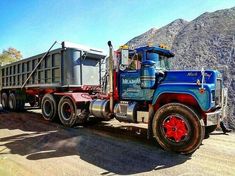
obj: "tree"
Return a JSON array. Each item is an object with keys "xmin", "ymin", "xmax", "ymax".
[{"xmin": 0, "ymin": 47, "xmax": 22, "ymax": 66}]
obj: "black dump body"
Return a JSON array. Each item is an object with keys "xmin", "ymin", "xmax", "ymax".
[{"xmin": 0, "ymin": 42, "xmax": 106, "ymax": 90}]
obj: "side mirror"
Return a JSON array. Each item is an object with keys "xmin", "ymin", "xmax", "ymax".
[{"xmin": 121, "ymin": 49, "xmax": 129, "ymax": 66}]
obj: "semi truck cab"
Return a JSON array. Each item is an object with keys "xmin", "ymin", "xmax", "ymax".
[
  {"xmin": 116, "ymin": 44, "xmax": 225, "ymax": 118},
  {"xmin": 98, "ymin": 43, "xmax": 227, "ymax": 153}
]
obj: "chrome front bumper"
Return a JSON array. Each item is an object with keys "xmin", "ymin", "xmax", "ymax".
[
  {"xmin": 206, "ymin": 110, "xmax": 221, "ymax": 126},
  {"xmin": 205, "ymin": 87, "xmax": 228, "ymax": 127}
]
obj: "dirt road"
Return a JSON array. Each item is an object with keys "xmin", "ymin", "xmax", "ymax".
[{"xmin": 0, "ymin": 107, "xmax": 235, "ymax": 176}]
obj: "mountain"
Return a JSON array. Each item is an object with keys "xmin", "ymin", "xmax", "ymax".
[
  {"xmin": 127, "ymin": 7, "xmax": 235, "ymax": 129},
  {"xmin": 127, "ymin": 19, "xmax": 189, "ymax": 49}
]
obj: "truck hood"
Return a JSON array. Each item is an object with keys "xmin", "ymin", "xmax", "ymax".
[{"xmin": 162, "ymin": 70, "xmax": 220, "ymax": 84}]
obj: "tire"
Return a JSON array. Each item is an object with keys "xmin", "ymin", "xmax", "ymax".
[
  {"xmin": 41, "ymin": 94, "xmax": 58, "ymax": 121},
  {"xmin": 58, "ymin": 97, "xmax": 78, "ymax": 127},
  {"xmin": 1, "ymin": 93, "xmax": 9, "ymax": 110},
  {"xmin": 9, "ymin": 93, "xmax": 17, "ymax": 111},
  {"xmin": 152, "ymin": 103, "xmax": 205, "ymax": 154}
]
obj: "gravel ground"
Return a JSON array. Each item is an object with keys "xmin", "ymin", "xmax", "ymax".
[{"xmin": 0, "ymin": 107, "xmax": 235, "ymax": 176}]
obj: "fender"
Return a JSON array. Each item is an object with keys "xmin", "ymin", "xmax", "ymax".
[
  {"xmin": 152, "ymin": 83, "xmax": 214, "ymax": 111},
  {"xmin": 54, "ymin": 92, "xmax": 92, "ymax": 103}
]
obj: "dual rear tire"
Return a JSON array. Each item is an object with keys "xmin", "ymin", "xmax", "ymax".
[
  {"xmin": 58, "ymin": 97, "xmax": 89, "ymax": 127},
  {"xmin": 9, "ymin": 93, "xmax": 25, "ymax": 111},
  {"xmin": 1, "ymin": 92, "xmax": 25, "ymax": 111},
  {"xmin": 41, "ymin": 94, "xmax": 89, "ymax": 127},
  {"xmin": 1, "ymin": 92, "xmax": 89, "ymax": 127}
]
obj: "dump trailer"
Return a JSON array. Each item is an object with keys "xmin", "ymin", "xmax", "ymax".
[
  {"xmin": 0, "ymin": 41, "xmax": 106, "ymax": 125},
  {"xmin": 0, "ymin": 41, "xmax": 227, "ymax": 154}
]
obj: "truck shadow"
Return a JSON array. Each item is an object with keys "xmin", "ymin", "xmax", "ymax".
[{"xmin": 0, "ymin": 111, "xmax": 191, "ymax": 175}]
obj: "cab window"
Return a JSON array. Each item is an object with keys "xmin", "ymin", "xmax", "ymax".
[{"xmin": 128, "ymin": 53, "xmax": 142, "ymax": 70}]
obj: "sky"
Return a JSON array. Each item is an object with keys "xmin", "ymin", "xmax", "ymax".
[{"xmin": 0, "ymin": 0, "xmax": 235, "ymax": 58}]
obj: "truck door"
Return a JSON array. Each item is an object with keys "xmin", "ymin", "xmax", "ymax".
[{"xmin": 119, "ymin": 53, "xmax": 154, "ymax": 101}]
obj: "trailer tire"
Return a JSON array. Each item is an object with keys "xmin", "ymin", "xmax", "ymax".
[
  {"xmin": 9, "ymin": 93, "xmax": 24, "ymax": 111},
  {"xmin": 41, "ymin": 94, "xmax": 58, "ymax": 121},
  {"xmin": 1, "ymin": 93, "xmax": 9, "ymax": 110},
  {"xmin": 152, "ymin": 103, "xmax": 205, "ymax": 154},
  {"xmin": 9, "ymin": 93, "xmax": 17, "ymax": 111},
  {"xmin": 58, "ymin": 97, "xmax": 77, "ymax": 127}
]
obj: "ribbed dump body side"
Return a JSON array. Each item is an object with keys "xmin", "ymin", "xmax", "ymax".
[
  {"xmin": 0, "ymin": 44, "xmax": 106, "ymax": 90},
  {"xmin": 0, "ymin": 48, "xmax": 63, "ymax": 89}
]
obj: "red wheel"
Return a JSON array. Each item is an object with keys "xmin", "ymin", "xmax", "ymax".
[
  {"xmin": 152, "ymin": 103, "xmax": 205, "ymax": 154},
  {"xmin": 162, "ymin": 115, "xmax": 190, "ymax": 143}
]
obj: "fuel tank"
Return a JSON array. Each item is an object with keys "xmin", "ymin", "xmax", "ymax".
[
  {"xmin": 114, "ymin": 101, "xmax": 138, "ymax": 122},
  {"xmin": 89, "ymin": 99, "xmax": 110, "ymax": 119}
]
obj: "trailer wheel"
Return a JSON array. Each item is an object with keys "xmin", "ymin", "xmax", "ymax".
[
  {"xmin": 9, "ymin": 93, "xmax": 17, "ymax": 111},
  {"xmin": 1, "ymin": 93, "xmax": 9, "ymax": 110},
  {"xmin": 9, "ymin": 93, "xmax": 24, "ymax": 111},
  {"xmin": 58, "ymin": 97, "xmax": 77, "ymax": 127},
  {"xmin": 152, "ymin": 103, "xmax": 205, "ymax": 154},
  {"xmin": 41, "ymin": 94, "xmax": 58, "ymax": 121}
]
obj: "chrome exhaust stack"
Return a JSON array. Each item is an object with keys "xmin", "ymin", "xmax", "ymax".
[{"xmin": 107, "ymin": 41, "xmax": 114, "ymax": 113}]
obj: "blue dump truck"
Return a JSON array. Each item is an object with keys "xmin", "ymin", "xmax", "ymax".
[{"xmin": 0, "ymin": 41, "xmax": 228, "ymax": 154}]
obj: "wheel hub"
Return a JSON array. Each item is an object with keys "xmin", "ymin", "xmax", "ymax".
[
  {"xmin": 62, "ymin": 102, "xmax": 73, "ymax": 120},
  {"xmin": 163, "ymin": 115, "xmax": 188, "ymax": 142}
]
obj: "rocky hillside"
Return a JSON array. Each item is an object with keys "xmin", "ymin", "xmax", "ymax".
[
  {"xmin": 127, "ymin": 7, "xmax": 235, "ymax": 129},
  {"xmin": 127, "ymin": 19, "xmax": 189, "ymax": 49}
]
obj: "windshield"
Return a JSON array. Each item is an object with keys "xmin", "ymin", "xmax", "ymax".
[
  {"xmin": 124, "ymin": 51, "xmax": 171, "ymax": 71},
  {"xmin": 158, "ymin": 55, "xmax": 170, "ymax": 70},
  {"xmin": 146, "ymin": 52, "xmax": 170, "ymax": 70}
]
